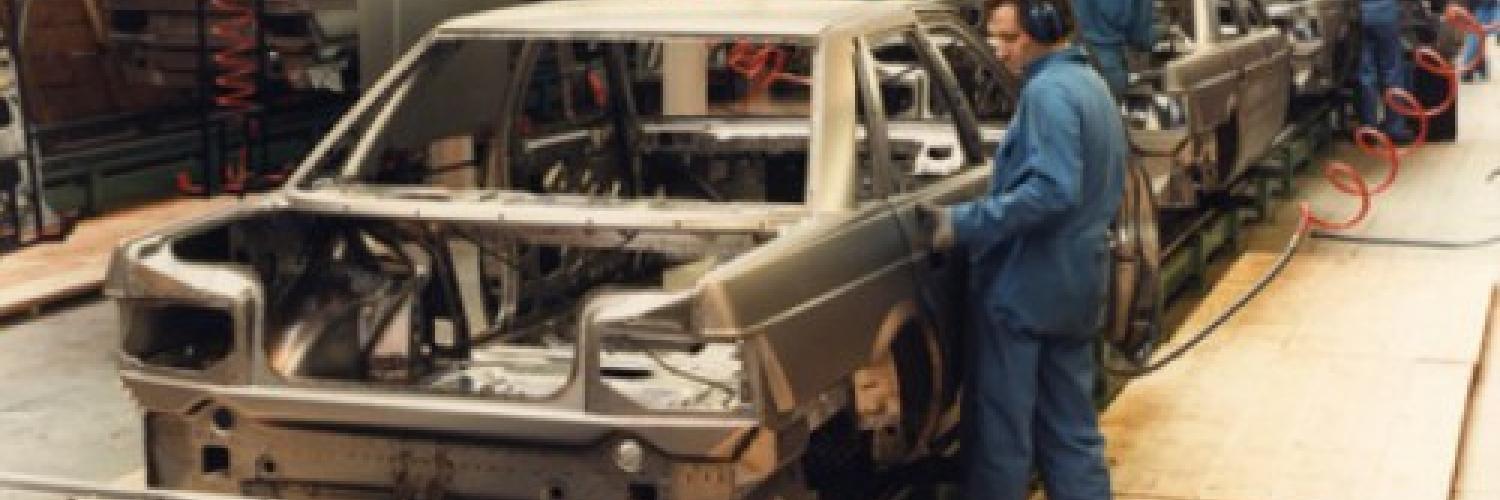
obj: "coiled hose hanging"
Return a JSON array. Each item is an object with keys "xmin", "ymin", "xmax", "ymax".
[
  {"xmin": 1107, "ymin": 9, "xmax": 1481, "ymax": 376},
  {"xmin": 178, "ymin": 0, "xmax": 261, "ymax": 194}
]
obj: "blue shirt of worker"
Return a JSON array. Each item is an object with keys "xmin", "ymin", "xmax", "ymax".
[
  {"xmin": 949, "ymin": 45, "xmax": 1125, "ymax": 500},
  {"xmin": 1072, "ymin": 0, "xmax": 1155, "ymax": 95},
  {"xmin": 950, "ymin": 46, "xmax": 1126, "ymax": 339}
]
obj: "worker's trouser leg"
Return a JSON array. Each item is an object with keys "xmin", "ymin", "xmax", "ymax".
[
  {"xmin": 1356, "ymin": 20, "xmax": 1413, "ymax": 139},
  {"xmin": 964, "ymin": 312, "xmax": 1112, "ymax": 500}
]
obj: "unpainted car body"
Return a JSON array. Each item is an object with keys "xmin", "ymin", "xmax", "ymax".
[
  {"xmin": 110, "ymin": 2, "xmax": 978, "ymax": 498},
  {"xmin": 108, "ymin": 2, "xmax": 1160, "ymax": 499},
  {"xmin": 1266, "ymin": 0, "xmax": 1360, "ymax": 96},
  {"xmin": 1125, "ymin": 0, "xmax": 1292, "ymax": 208}
]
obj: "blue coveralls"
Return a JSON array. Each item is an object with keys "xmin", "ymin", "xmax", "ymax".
[
  {"xmin": 948, "ymin": 46, "xmax": 1126, "ymax": 500},
  {"xmin": 1072, "ymin": 0, "xmax": 1156, "ymax": 96},
  {"xmin": 1358, "ymin": 0, "xmax": 1415, "ymax": 140}
]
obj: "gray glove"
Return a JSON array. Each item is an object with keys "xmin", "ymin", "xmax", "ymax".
[{"xmin": 914, "ymin": 203, "xmax": 956, "ymax": 251}]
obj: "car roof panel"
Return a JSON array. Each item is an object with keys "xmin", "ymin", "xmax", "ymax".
[{"xmin": 436, "ymin": 0, "xmax": 933, "ymax": 38}]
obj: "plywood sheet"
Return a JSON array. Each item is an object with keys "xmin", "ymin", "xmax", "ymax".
[{"xmin": 1453, "ymin": 289, "xmax": 1500, "ymax": 500}]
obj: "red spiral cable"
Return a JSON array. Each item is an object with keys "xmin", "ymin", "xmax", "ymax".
[
  {"xmin": 1297, "ymin": 13, "xmax": 1478, "ymax": 232},
  {"xmin": 209, "ymin": 0, "xmax": 258, "ymax": 113},
  {"xmin": 179, "ymin": 0, "xmax": 261, "ymax": 195},
  {"xmin": 1446, "ymin": 3, "xmax": 1500, "ymax": 74},
  {"xmin": 1299, "ymin": 162, "xmax": 1373, "ymax": 231}
]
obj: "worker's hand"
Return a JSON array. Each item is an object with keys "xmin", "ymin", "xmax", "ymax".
[{"xmin": 914, "ymin": 203, "xmax": 956, "ymax": 251}]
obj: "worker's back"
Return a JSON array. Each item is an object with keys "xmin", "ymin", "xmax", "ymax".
[
  {"xmin": 1070, "ymin": 0, "xmax": 1154, "ymax": 50},
  {"xmin": 968, "ymin": 47, "xmax": 1126, "ymax": 337}
]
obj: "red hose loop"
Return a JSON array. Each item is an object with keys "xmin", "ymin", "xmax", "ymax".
[
  {"xmin": 1400, "ymin": 47, "xmax": 1459, "ymax": 119},
  {"xmin": 1443, "ymin": 5, "xmax": 1498, "ymax": 74},
  {"xmin": 727, "ymin": 40, "xmax": 810, "ymax": 98},
  {"xmin": 1301, "ymin": 13, "xmax": 1473, "ymax": 237},
  {"xmin": 1326, "ymin": 45, "xmax": 1455, "ymax": 204},
  {"xmin": 209, "ymin": 0, "xmax": 257, "ymax": 115},
  {"xmin": 179, "ymin": 0, "xmax": 261, "ymax": 195},
  {"xmin": 1300, "ymin": 162, "xmax": 1373, "ymax": 232},
  {"xmin": 1328, "ymin": 126, "xmax": 1401, "ymax": 195}
]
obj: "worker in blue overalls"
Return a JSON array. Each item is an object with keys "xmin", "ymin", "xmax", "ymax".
[
  {"xmin": 918, "ymin": 0, "xmax": 1125, "ymax": 498},
  {"xmin": 1071, "ymin": 0, "xmax": 1155, "ymax": 96},
  {"xmin": 1358, "ymin": 0, "xmax": 1416, "ymax": 142}
]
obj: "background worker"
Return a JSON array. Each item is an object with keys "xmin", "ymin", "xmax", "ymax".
[
  {"xmin": 1070, "ymin": 0, "xmax": 1155, "ymax": 96},
  {"xmin": 919, "ymin": 0, "xmax": 1127, "ymax": 498},
  {"xmin": 1358, "ymin": 0, "xmax": 1417, "ymax": 142}
]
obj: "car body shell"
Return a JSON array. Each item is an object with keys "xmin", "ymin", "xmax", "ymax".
[
  {"xmin": 108, "ymin": 2, "xmax": 994, "ymax": 498},
  {"xmin": 1127, "ymin": 0, "xmax": 1292, "ymax": 207}
]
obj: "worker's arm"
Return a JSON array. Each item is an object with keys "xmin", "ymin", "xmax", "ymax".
[
  {"xmin": 1127, "ymin": 0, "xmax": 1157, "ymax": 52},
  {"xmin": 948, "ymin": 85, "xmax": 1082, "ymax": 251}
]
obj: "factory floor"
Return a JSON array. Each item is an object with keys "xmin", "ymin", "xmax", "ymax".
[
  {"xmin": 1, "ymin": 75, "xmax": 1499, "ymax": 500},
  {"xmin": 1102, "ymin": 73, "xmax": 1500, "ymax": 498}
]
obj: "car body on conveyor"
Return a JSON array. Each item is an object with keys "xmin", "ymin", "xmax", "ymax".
[
  {"xmin": 106, "ymin": 1, "xmax": 1163, "ymax": 498},
  {"xmin": 1266, "ymin": 0, "xmax": 1360, "ymax": 96},
  {"xmin": 1123, "ymin": 0, "xmax": 1292, "ymax": 208}
]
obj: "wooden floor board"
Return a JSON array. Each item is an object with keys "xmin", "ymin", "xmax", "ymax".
[{"xmin": 1454, "ymin": 290, "xmax": 1500, "ymax": 500}]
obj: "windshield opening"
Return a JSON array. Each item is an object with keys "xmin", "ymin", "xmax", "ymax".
[{"xmin": 298, "ymin": 35, "xmax": 821, "ymax": 205}]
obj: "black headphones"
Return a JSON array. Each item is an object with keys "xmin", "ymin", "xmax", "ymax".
[{"xmin": 1018, "ymin": 0, "xmax": 1069, "ymax": 44}]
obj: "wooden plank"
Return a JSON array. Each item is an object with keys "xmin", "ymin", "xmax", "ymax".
[
  {"xmin": 0, "ymin": 196, "xmax": 246, "ymax": 319},
  {"xmin": 1453, "ymin": 288, "xmax": 1500, "ymax": 500}
]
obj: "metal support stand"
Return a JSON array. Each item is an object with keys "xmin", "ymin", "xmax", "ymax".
[
  {"xmin": 195, "ymin": 0, "xmax": 219, "ymax": 196},
  {"xmin": 1, "ymin": 0, "xmax": 68, "ymax": 251}
]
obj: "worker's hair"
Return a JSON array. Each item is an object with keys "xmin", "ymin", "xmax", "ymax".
[{"xmin": 982, "ymin": 0, "xmax": 1076, "ymax": 43}]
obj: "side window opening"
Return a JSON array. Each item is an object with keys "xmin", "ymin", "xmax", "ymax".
[
  {"xmin": 922, "ymin": 24, "xmax": 1015, "ymax": 127},
  {"xmin": 855, "ymin": 24, "xmax": 1000, "ymax": 202}
]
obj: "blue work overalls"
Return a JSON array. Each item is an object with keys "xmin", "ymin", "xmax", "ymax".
[
  {"xmin": 1072, "ymin": 0, "xmax": 1155, "ymax": 96},
  {"xmin": 948, "ymin": 46, "xmax": 1126, "ymax": 500},
  {"xmin": 1358, "ymin": 0, "xmax": 1415, "ymax": 140}
]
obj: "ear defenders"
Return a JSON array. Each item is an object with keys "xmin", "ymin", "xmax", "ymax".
[{"xmin": 1020, "ymin": 0, "xmax": 1068, "ymax": 44}]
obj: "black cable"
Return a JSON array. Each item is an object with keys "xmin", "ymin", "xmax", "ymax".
[
  {"xmin": 1310, "ymin": 230, "xmax": 1500, "ymax": 248},
  {"xmin": 1105, "ymin": 224, "xmax": 1305, "ymax": 376},
  {"xmin": 627, "ymin": 338, "xmax": 739, "ymax": 394}
]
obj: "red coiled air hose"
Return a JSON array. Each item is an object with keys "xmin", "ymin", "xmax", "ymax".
[{"xmin": 179, "ymin": 0, "xmax": 261, "ymax": 194}]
